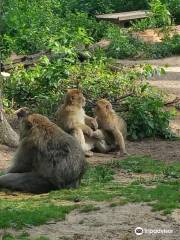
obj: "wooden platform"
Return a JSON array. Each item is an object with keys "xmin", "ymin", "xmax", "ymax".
[{"xmin": 96, "ymin": 10, "xmax": 150, "ymax": 25}]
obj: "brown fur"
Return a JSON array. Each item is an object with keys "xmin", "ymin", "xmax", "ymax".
[
  {"xmin": 56, "ymin": 89, "xmax": 102, "ymax": 156},
  {"xmin": 94, "ymin": 99, "xmax": 128, "ymax": 156}
]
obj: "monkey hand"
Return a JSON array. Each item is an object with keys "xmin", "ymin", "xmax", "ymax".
[
  {"xmin": 83, "ymin": 126, "xmax": 94, "ymax": 137},
  {"xmin": 90, "ymin": 118, "xmax": 98, "ymax": 130},
  {"xmin": 91, "ymin": 129, "xmax": 104, "ymax": 140}
]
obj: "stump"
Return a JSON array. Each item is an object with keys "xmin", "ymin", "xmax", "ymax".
[{"xmin": 0, "ymin": 112, "xmax": 19, "ymax": 147}]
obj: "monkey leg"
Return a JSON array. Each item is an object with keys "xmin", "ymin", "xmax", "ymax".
[
  {"xmin": 0, "ymin": 172, "xmax": 56, "ymax": 194},
  {"xmin": 72, "ymin": 128, "xmax": 87, "ymax": 150},
  {"xmin": 112, "ymin": 128, "xmax": 128, "ymax": 155},
  {"xmin": 73, "ymin": 128, "xmax": 94, "ymax": 156}
]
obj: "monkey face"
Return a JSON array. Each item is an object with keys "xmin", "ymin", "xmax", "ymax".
[
  {"xmin": 94, "ymin": 99, "xmax": 112, "ymax": 117},
  {"xmin": 66, "ymin": 89, "xmax": 86, "ymax": 107}
]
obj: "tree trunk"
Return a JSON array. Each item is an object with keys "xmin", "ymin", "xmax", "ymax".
[
  {"xmin": 0, "ymin": 112, "xmax": 19, "ymax": 147},
  {"xmin": 0, "ymin": 86, "xmax": 19, "ymax": 147}
]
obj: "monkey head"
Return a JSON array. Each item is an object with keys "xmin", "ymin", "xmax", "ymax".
[
  {"xmin": 94, "ymin": 99, "xmax": 113, "ymax": 118},
  {"xmin": 15, "ymin": 107, "xmax": 31, "ymax": 119},
  {"xmin": 17, "ymin": 110, "xmax": 53, "ymax": 140},
  {"xmin": 65, "ymin": 89, "xmax": 86, "ymax": 107}
]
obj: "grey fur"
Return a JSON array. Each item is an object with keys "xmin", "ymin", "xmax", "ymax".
[{"xmin": 0, "ymin": 113, "xmax": 86, "ymax": 194}]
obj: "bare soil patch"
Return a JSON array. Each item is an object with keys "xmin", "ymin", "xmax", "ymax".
[
  {"xmin": 132, "ymin": 25, "xmax": 180, "ymax": 43},
  {"xmin": 0, "ymin": 139, "xmax": 179, "ymax": 171},
  {"xmin": 4, "ymin": 204, "xmax": 179, "ymax": 240}
]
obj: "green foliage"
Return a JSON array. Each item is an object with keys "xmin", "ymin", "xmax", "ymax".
[
  {"xmin": 126, "ymin": 95, "xmax": 175, "ymax": 140},
  {"xmin": 110, "ymin": 156, "xmax": 165, "ymax": 173},
  {"xmin": 3, "ymin": 60, "xmax": 175, "ymax": 139},
  {"xmin": 83, "ymin": 165, "xmax": 115, "ymax": 184},
  {"xmin": 132, "ymin": 0, "xmax": 172, "ymax": 31},
  {"xmin": 105, "ymin": 24, "xmax": 180, "ymax": 59},
  {"xmin": 2, "ymin": 0, "xmax": 98, "ymax": 58},
  {"xmin": 2, "ymin": 233, "xmax": 49, "ymax": 240},
  {"xmin": 105, "ymin": 27, "xmax": 140, "ymax": 59},
  {"xmin": 162, "ymin": 0, "xmax": 180, "ymax": 23},
  {"xmin": 149, "ymin": 0, "xmax": 172, "ymax": 27},
  {"xmin": 2, "ymin": 0, "xmax": 178, "ymax": 139},
  {"xmin": 0, "ymin": 201, "xmax": 75, "ymax": 229}
]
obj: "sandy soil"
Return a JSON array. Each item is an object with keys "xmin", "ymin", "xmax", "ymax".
[
  {"xmin": 26, "ymin": 204, "xmax": 180, "ymax": 240},
  {"xmin": 0, "ymin": 139, "xmax": 179, "ymax": 171},
  {"xmin": 1, "ymin": 204, "xmax": 179, "ymax": 240}
]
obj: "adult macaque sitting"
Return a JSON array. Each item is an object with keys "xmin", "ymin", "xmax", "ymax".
[
  {"xmin": 0, "ymin": 108, "xmax": 86, "ymax": 193},
  {"xmin": 55, "ymin": 89, "xmax": 103, "ymax": 157}
]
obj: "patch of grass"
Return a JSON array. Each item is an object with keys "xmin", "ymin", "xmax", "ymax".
[
  {"xmin": 79, "ymin": 204, "xmax": 100, "ymax": 213},
  {"xmin": 110, "ymin": 155, "xmax": 165, "ymax": 174},
  {"xmin": 2, "ymin": 233, "xmax": 49, "ymax": 240},
  {"xmin": 0, "ymin": 200, "xmax": 76, "ymax": 229},
  {"xmin": 0, "ymin": 157, "xmax": 179, "ymax": 228},
  {"xmin": 163, "ymin": 163, "xmax": 180, "ymax": 179},
  {"xmin": 119, "ymin": 181, "xmax": 180, "ymax": 214},
  {"xmin": 110, "ymin": 155, "xmax": 180, "ymax": 177},
  {"xmin": 83, "ymin": 165, "xmax": 115, "ymax": 184}
]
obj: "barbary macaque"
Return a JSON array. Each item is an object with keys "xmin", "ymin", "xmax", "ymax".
[
  {"xmin": 94, "ymin": 99, "xmax": 128, "ymax": 156},
  {"xmin": 56, "ymin": 89, "xmax": 103, "ymax": 156},
  {"xmin": 0, "ymin": 108, "xmax": 86, "ymax": 193}
]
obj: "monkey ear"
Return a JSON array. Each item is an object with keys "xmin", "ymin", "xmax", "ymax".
[{"xmin": 15, "ymin": 107, "xmax": 30, "ymax": 119}]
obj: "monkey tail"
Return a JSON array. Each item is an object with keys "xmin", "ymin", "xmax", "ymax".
[{"xmin": 0, "ymin": 172, "xmax": 56, "ymax": 194}]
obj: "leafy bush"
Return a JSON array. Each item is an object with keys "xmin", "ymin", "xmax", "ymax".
[
  {"xmin": 132, "ymin": 0, "xmax": 172, "ymax": 31},
  {"xmin": 2, "ymin": 1, "xmax": 101, "ymax": 58},
  {"xmin": 4, "ymin": 57, "xmax": 174, "ymax": 139},
  {"xmin": 126, "ymin": 95, "xmax": 175, "ymax": 140},
  {"xmin": 60, "ymin": 0, "xmax": 179, "ymax": 24},
  {"xmin": 162, "ymin": 0, "xmax": 180, "ymax": 23},
  {"xmin": 2, "ymin": 0, "xmax": 177, "ymax": 140},
  {"xmin": 105, "ymin": 24, "xmax": 180, "ymax": 59}
]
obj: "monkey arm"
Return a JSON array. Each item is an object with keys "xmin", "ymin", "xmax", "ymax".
[
  {"xmin": 112, "ymin": 127, "xmax": 126, "ymax": 154},
  {"xmin": 7, "ymin": 140, "xmax": 34, "ymax": 173},
  {"xmin": 76, "ymin": 123, "xmax": 93, "ymax": 137},
  {"xmin": 85, "ymin": 115, "xmax": 98, "ymax": 130}
]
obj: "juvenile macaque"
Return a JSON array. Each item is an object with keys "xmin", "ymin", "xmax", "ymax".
[
  {"xmin": 56, "ymin": 89, "xmax": 102, "ymax": 157},
  {"xmin": 0, "ymin": 109, "xmax": 86, "ymax": 193},
  {"xmin": 94, "ymin": 99, "xmax": 128, "ymax": 156}
]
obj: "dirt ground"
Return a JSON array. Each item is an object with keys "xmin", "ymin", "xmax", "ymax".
[
  {"xmin": 1, "ymin": 140, "xmax": 180, "ymax": 240},
  {"xmin": 0, "ymin": 138, "xmax": 180, "ymax": 171},
  {"xmin": 1, "ymin": 204, "xmax": 177, "ymax": 240},
  {"xmin": 1, "ymin": 138, "xmax": 179, "ymax": 240}
]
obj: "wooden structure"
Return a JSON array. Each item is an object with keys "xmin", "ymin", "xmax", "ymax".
[{"xmin": 96, "ymin": 10, "xmax": 150, "ymax": 26}]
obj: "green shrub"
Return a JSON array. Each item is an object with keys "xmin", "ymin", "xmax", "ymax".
[
  {"xmin": 126, "ymin": 95, "xmax": 175, "ymax": 140},
  {"xmin": 4, "ymin": 57, "xmax": 174, "ymax": 139},
  {"xmin": 162, "ymin": 0, "xmax": 180, "ymax": 23},
  {"xmin": 105, "ymin": 24, "xmax": 180, "ymax": 59}
]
